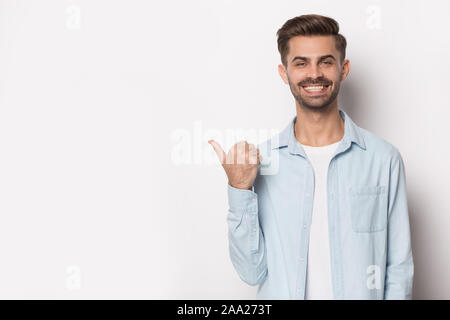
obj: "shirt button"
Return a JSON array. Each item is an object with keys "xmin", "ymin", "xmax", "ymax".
[{"xmin": 303, "ymin": 224, "xmax": 307, "ymax": 229}]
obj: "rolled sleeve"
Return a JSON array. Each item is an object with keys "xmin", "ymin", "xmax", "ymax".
[
  {"xmin": 227, "ymin": 183, "xmax": 258, "ymax": 213},
  {"xmin": 384, "ymin": 150, "xmax": 414, "ymax": 299}
]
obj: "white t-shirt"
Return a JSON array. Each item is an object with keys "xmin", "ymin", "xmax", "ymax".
[{"xmin": 301, "ymin": 140, "xmax": 341, "ymax": 300}]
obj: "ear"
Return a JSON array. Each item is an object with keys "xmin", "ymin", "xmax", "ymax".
[
  {"xmin": 278, "ymin": 64, "xmax": 289, "ymax": 84},
  {"xmin": 340, "ymin": 59, "xmax": 351, "ymax": 81}
]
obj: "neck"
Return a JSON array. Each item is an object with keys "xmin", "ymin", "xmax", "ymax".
[{"xmin": 294, "ymin": 101, "xmax": 344, "ymax": 147}]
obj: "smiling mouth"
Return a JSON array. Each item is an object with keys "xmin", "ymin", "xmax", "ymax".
[{"xmin": 301, "ymin": 84, "xmax": 330, "ymax": 95}]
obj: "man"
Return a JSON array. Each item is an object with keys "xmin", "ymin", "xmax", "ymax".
[{"xmin": 208, "ymin": 14, "xmax": 413, "ymax": 299}]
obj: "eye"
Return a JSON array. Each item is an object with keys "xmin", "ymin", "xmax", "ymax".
[{"xmin": 322, "ymin": 61, "xmax": 332, "ymax": 65}]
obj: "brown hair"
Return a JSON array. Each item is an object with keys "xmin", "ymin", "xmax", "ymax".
[{"xmin": 276, "ymin": 14, "xmax": 347, "ymax": 67}]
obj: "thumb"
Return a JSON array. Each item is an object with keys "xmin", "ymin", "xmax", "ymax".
[{"xmin": 208, "ymin": 140, "xmax": 226, "ymax": 164}]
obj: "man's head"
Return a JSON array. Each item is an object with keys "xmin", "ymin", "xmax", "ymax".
[{"xmin": 276, "ymin": 14, "xmax": 350, "ymax": 111}]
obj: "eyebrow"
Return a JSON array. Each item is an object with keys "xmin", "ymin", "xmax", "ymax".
[{"xmin": 291, "ymin": 54, "xmax": 336, "ymax": 63}]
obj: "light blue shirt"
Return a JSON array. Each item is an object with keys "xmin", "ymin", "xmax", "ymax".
[{"xmin": 226, "ymin": 109, "xmax": 414, "ymax": 299}]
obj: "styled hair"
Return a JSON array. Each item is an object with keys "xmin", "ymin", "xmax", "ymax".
[{"xmin": 276, "ymin": 14, "xmax": 347, "ymax": 67}]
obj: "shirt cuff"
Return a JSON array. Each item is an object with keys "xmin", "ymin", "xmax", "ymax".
[{"xmin": 227, "ymin": 183, "xmax": 258, "ymax": 213}]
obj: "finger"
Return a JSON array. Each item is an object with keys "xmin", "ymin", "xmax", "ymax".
[
  {"xmin": 249, "ymin": 150, "xmax": 259, "ymax": 164},
  {"xmin": 248, "ymin": 145, "xmax": 257, "ymax": 156},
  {"xmin": 246, "ymin": 144, "xmax": 257, "ymax": 164},
  {"xmin": 256, "ymin": 149, "xmax": 262, "ymax": 164},
  {"xmin": 235, "ymin": 141, "xmax": 249, "ymax": 164},
  {"xmin": 208, "ymin": 140, "xmax": 226, "ymax": 164},
  {"xmin": 228, "ymin": 141, "xmax": 250, "ymax": 165}
]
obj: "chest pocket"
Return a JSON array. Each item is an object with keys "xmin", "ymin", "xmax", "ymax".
[{"xmin": 349, "ymin": 185, "xmax": 388, "ymax": 232}]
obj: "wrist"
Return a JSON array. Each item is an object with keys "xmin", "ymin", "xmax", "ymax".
[{"xmin": 228, "ymin": 182, "xmax": 252, "ymax": 190}]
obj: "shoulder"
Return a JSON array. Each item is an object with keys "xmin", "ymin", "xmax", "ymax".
[{"xmin": 358, "ymin": 127, "xmax": 403, "ymax": 162}]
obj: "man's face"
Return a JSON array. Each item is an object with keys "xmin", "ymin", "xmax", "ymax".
[{"xmin": 278, "ymin": 35, "xmax": 350, "ymax": 111}]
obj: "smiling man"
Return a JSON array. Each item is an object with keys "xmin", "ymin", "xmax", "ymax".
[{"xmin": 209, "ymin": 14, "xmax": 414, "ymax": 299}]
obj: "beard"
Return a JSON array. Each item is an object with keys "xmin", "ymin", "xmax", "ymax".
[{"xmin": 287, "ymin": 75, "xmax": 340, "ymax": 112}]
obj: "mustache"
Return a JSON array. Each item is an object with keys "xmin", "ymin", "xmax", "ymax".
[{"xmin": 298, "ymin": 78, "xmax": 332, "ymax": 86}]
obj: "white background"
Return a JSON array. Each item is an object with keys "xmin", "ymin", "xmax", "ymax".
[{"xmin": 0, "ymin": 0, "xmax": 449, "ymax": 299}]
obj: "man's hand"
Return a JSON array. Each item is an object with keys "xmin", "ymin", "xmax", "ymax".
[{"xmin": 208, "ymin": 140, "xmax": 262, "ymax": 190}]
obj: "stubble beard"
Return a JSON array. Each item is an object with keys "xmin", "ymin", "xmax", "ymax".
[{"xmin": 288, "ymin": 75, "xmax": 341, "ymax": 113}]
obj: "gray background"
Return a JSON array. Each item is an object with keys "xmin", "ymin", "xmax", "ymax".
[{"xmin": 0, "ymin": 0, "xmax": 448, "ymax": 299}]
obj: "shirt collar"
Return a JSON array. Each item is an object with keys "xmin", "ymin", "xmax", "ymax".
[{"xmin": 271, "ymin": 109, "xmax": 366, "ymax": 156}]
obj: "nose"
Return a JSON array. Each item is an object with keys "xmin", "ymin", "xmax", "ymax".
[{"xmin": 306, "ymin": 64, "xmax": 324, "ymax": 79}]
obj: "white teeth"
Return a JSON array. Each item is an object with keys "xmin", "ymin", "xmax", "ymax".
[{"xmin": 304, "ymin": 86, "xmax": 325, "ymax": 91}]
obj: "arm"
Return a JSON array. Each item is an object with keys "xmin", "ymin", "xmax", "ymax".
[
  {"xmin": 384, "ymin": 150, "xmax": 414, "ymax": 299},
  {"xmin": 227, "ymin": 183, "xmax": 267, "ymax": 286},
  {"xmin": 207, "ymin": 139, "xmax": 267, "ymax": 286}
]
